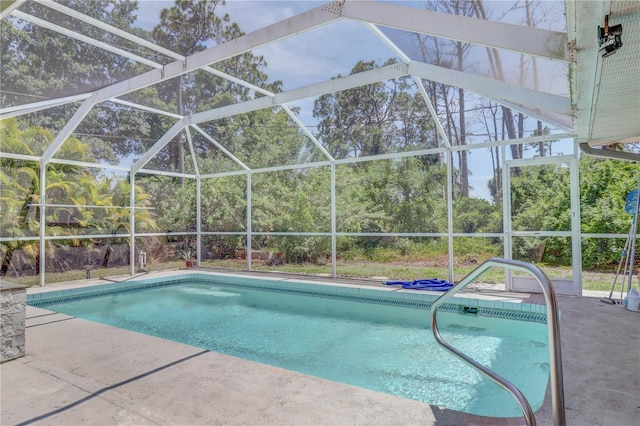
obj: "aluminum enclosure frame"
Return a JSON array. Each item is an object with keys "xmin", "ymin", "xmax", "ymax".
[{"xmin": 1, "ymin": 0, "xmax": 634, "ymax": 293}]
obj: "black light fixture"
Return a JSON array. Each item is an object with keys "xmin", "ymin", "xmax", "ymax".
[{"xmin": 598, "ymin": 15, "xmax": 623, "ymax": 58}]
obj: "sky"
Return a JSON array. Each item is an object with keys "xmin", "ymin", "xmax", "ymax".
[{"xmin": 133, "ymin": 0, "xmax": 574, "ymax": 201}]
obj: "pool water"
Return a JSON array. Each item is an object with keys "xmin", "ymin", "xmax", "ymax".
[{"xmin": 41, "ymin": 282, "xmax": 550, "ymax": 417}]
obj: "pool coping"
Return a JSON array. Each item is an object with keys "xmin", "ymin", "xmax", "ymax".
[{"xmin": 26, "ymin": 270, "xmax": 548, "ymax": 323}]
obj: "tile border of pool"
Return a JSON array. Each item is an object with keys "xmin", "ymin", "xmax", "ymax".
[{"xmin": 27, "ymin": 272, "xmax": 548, "ymax": 323}]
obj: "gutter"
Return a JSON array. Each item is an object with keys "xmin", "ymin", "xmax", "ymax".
[{"xmin": 579, "ymin": 143, "xmax": 640, "ymax": 162}]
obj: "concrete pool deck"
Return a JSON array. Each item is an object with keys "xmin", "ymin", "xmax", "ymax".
[{"xmin": 1, "ymin": 269, "xmax": 639, "ymax": 425}]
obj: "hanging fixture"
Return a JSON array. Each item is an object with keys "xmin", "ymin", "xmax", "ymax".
[{"xmin": 597, "ymin": 14, "xmax": 623, "ymax": 58}]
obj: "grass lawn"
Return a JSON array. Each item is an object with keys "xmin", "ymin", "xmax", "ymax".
[{"xmin": 6, "ymin": 259, "xmax": 618, "ymax": 292}]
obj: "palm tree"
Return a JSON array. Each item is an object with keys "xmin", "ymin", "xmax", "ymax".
[{"xmin": 1, "ymin": 119, "xmax": 158, "ymax": 275}]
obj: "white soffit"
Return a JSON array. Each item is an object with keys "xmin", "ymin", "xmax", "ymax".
[{"xmin": 569, "ymin": 0, "xmax": 640, "ymax": 146}]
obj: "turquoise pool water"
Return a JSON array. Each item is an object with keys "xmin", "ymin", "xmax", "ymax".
[{"xmin": 34, "ymin": 281, "xmax": 550, "ymax": 418}]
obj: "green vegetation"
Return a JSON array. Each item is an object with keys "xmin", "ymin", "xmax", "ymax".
[
  {"xmin": 1, "ymin": 0, "xmax": 637, "ymax": 288},
  {"xmin": 0, "ymin": 119, "xmax": 158, "ymax": 275}
]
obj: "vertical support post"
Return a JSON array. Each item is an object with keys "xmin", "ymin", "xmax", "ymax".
[
  {"xmin": 38, "ymin": 163, "xmax": 46, "ymax": 287},
  {"xmin": 501, "ymin": 145, "xmax": 512, "ymax": 289},
  {"xmin": 446, "ymin": 151, "xmax": 454, "ymax": 283},
  {"xmin": 39, "ymin": 97, "xmax": 95, "ymax": 286},
  {"xmin": 196, "ymin": 176, "xmax": 202, "ymax": 267},
  {"xmin": 626, "ymin": 174, "xmax": 640, "ymax": 293},
  {"xmin": 129, "ymin": 173, "xmax": 136, "ymax": 276},
  {"xmin": 331, "ymin": 162, "xmax": 337, "ymax": 277},
  {"xmin": 570, "ymin": 146, "xmax": 583, "ymax": 295},
  {"xmin": 246, "ymin": 172, "xmax": 252, "ymax": 271}
]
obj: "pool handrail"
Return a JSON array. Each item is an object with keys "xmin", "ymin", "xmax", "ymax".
[{"xmin": 430, "ymin": 257, "xmax": 565, "ymax": 426}]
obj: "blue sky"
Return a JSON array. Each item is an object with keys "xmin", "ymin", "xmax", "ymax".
[{"xmin": 133, "ymin": 0, "xmax": 573, "ymax": 200}]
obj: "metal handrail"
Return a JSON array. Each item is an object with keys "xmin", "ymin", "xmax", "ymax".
[{"xmin": 430, "ymin": 257, "xmax": 565, "ymax": 426}]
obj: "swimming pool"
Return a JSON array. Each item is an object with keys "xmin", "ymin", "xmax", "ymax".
[{"xmin": 28, "ymin": 273, "xmax": 551, "ymax": 418}]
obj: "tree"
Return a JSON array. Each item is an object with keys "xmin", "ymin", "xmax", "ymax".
[
  {"xmin": 313, "ymin": 59, "xmax": 435, "ymax": 159},
  {"xmin": 508, "ymin": 163, "xmax": 571, "ymax": 263},
  {"xmin": 414, "ymin": 0, "xmax": 477, "ymax": 198},
  {"xmin": 149, "ymin": 0, "xmax": 275, "ymax": 174},
  {"xmin": 506, "ymin": 156, "xmax": 638, "ymax": 268},
  {"xmin": 471, "ymin": 0, "xmax": 524, "ymax": 163},
  {"xmin": 453, "ymin": 197, "xmax": 502, "ymax": 233},
  {"xmin": 313, "ymin": 59, "xmax": 446, "ymax": 250},
  {"xmin": 0, "ymin": 119, "xmax": 157, "ymax": 275},
  {"xmin": 474, "ymin": 100, "xmax": 503, "ymax": 202},
  {"xmin": 1, "ymin": 0, "xmax": 143, "ymax": 108},
  {"xmin": 0, "ymin": 0, "xmax": 167, "ymax": 165},
  {"xmin": 196, "ymin": 105, "xmax": 330, "ymax": 261},
  {"xmin": 579, "ymin": 156, "xmax": 639, "ymax": 269}
]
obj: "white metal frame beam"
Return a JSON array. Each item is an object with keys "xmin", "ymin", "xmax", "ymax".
[
  {"xmin": 0, "ymin": 152, "xmax": 133, "ymax": 173},
  {"xmin": 89, "ymin": 2, "xmax": 344, "ymax": 105},
  {"xmin": 0, "ymin": 0, "xmax": 26, "ymax": 19},
  {"xmin": 363, "ymin": 22, "xmax": 411, "ymax": 64},
  {"xmin": 409, "ymin": 61, "xmax": 572, "ymax": 117},
  {"xmin": 191, "ymin": 64, "xmax": 409, "ymax": 124},
  {"xmin": 0, "ymin": 94, "xmax": 91, "ymax": 119},
  {"xmin": 281, "ymin": 105, "xmax": 334, "ymax": 161},
  {"xmin": 36, "ymin": 0, "xmax": 277, "ymax": 98},
  {"xmin": 414, "ymin": 77, "xmax": 452, "ymax": 149},
  {"xmin": 498, "ymin": 99, "xmax": 573, "ymax": 132},
  {"xmin": 106, "ymin": 99, "xmax": 184, "ymax": 119},
  {"xmin": 11, "ymin": 11, "xmax": 161, "ymax": 69},
  {"xmin": 131, "ymin": 119, "xmax": 185, "ymax": 173},
  {"xmin": 137, "ymin": 169, "xmax": 196, "ymax": 179},
  {"xmin": 276, "ymin": 63, "xmax": 408, "ymax": 104},
  {"xmin": 342, "ymin": 0, "xmax": 571, "ymax": 62},
  {"xmin": 196, "ymin": 131, "xmax": 572, "ymax": 180},
  {"xmin": 362, "ymin": 22, "xmax": 452, "ymax": 149},
  {"xmin": 190, "ymin": 125, "xmax": 250, "ymax": 171},
  {"xmin": 191, "ymin": 97, "xmax": 274, "ymax": 124},
  {"xmin": 41, "ymin": 97, "xmax": 95, "ymax": 164},
  {"xmin": 184, "ymin": 127, "xmax": 200, "ymax": 177},
  {"xmin": 1, "ymin": 93, "xmax": 182, "ymax": 122},
  {"xmin": 191, "ymin": 60, "xmax": 571, "ymax": 133},
  {"xmin": 203, "ymin": 147, "xmax": 448, "ymax": 179}
]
